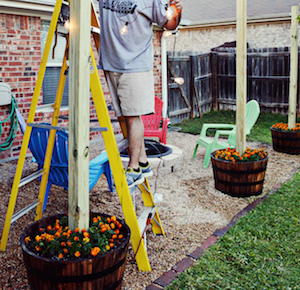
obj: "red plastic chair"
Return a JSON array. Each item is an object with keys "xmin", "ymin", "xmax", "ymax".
[{"xmin": 141, "ymin": 96, "xmax": 170, "ymax": 144}]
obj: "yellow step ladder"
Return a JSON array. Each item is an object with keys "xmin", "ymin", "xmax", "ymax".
[{"xmin": 0, "ymin": 0, "xmax": 164, "ymax": 272}]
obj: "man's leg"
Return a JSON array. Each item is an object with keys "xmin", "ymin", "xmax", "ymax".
[{"xmin": 125, "ymin": 116, "xmax": 147, "ymax": 169}]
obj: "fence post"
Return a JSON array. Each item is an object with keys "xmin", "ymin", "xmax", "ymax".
[
  {"xmin": 211, "ymin": 51, "xmax": 218, "ymax": 110},
  {"xmin": 190, "ymin": 55, "xmax": 195, "ymax": 118}
]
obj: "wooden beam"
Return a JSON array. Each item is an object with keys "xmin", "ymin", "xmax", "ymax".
[
  {"xmin": 288, "ymin": 6, "xmax": 298, "ymax": 129},
  {"xmin": 68, "ymin": 0, "xmax": 91, "ymax": 230},
  {"xmin": 235, "ymin": 0, "xmax": 247, "ymax": 153}
]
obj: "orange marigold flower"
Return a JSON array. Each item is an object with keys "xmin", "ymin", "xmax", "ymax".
[
  {"xmin": 25, "ymin": 236, "xmax": 31, "ymax": 243},
  {"xmin": 35, "ymin": 235, "xmax": 42, "ymax": 242},
  {"xmin": 35, "ymin": 246, "xmax": 41, "ymax": 251},
  {"xmin": 74, "ymin": 251, "xmax": 81, "ymax": 258},
  {"xmin": 109, "ymin": 243, "xmax": 114, "ymax": 248},
  {"xmin": 74, "ymin": 236, "xmax": 79, "ymax": 242},
  {"xmin": 63, "ymin": 248, "xmax": 68, "ymax": 254},
  {"xmin": 105, "ymin": 245, "xmax": 110, "ymax": 251},
  {"xmin": 83, "ymin": 232, "xmax": 89, "ymax": 238},
  {"xmin": 58, "ymin": 253, "xmax": 63, "ymax": 259},
  {"xmin": 67, "ymin": 241, "xmax": 72, "ymax": 247},
  {"xmin": 110, "ymin": 223, "xmax": 115, "ymax": 229},
  {"xmin": 91, "ymin": 247, "xmax": 101, "ymax": 257},
  {"xmin": 118, "ymin": 234, "xmax": 123, "ymax": 239},
  {"xmin": 39, "ymin": 228, "xmax": 44, "ymax": 232},
  {"xmin": 61, "ymin": 242, "xmax": 66, "ymax": 247},
  {"xmin": 111, "ymin": 216, "xmax": 117, "ymax": 222},
  {"xmin": 47, "ymin": 225, "xmax": 52, "ymax": 231},
  {"xmin": 74, "ymin": 228, "xmax": 80, "ymax": 233}
]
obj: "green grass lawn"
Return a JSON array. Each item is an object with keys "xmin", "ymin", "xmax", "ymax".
[
  {"xmin": 175, "ymin": 110, "xmax": 300, "ymax": 145},
  {"xmin": 166, "ymin": 172, "xmax": 300, "ymax": 290},
  {"xmin": 166, "ymin": 111, "xmax": 300, "ymax": 289}
]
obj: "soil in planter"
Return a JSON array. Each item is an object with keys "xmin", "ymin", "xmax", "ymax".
[
  {"xmin": 271, "ymin": 127, "xmax": 300, "ymax": 154},
  {"xmin": 211, "ymin": 154, "xmax": 268, "ymax": 197},
  {"xmin": 20, "ymin": 213, "xmax": 130, "ymax": 290}
]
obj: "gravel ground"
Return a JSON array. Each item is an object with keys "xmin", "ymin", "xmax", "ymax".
[{"xmin": 1, "ymin": 131, "xmax": 300, "ymax": 289}]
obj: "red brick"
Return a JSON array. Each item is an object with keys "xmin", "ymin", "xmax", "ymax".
[
  {"xmin": 188, "ymin": 246, "xmax": 204, "ymax": 259},
  {"xmin": 153, "ymin": 270, "xmax": 178, "ymax": 287},
  {"xmin": 145, "ymin": 285, "xmax": 163, "ymax": 290},
  {"xmin": 201, "ymin": 235, "xmax": 218, "ymax": 250},
  {"xmin": 171, "ymin": 257, "xmax": 194, "ymax": 273}
]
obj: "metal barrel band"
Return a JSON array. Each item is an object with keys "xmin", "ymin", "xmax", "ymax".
[
  {"xmin": 214, "ymin": 165, "xmax": 267, "ymax": 175},
  {"xmin": 272, "ymin": 135, "xmax": 300, "ymax": 141},
  {"xmin": 25, "ymin": 255, "xmax": 126, "ymax": 283},
  {"xmin": 217, "ymin": 179, "xmax": 265, "ymax": 187}
]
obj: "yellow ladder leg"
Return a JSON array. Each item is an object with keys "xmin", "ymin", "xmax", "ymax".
[
  {"xmin": 36, "ymin": 39, "xmax": 69, "ymax": 220},
  {"xmin": 89, "ymin": 48, "xmax": 152, "ymax": 272},
  {"xmin": 0, "ymin": 0, "xmax": 63, "ymax": 251}
]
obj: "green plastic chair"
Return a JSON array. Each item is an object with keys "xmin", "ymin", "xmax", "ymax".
[{"xmin": 192, "ymin": 100, "xmax": 260, "ymax": 168}]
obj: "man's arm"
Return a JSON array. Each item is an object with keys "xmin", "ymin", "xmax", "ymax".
[{"xmin": 164, "ymin": 0, "xmax": 182, "ymax": 31}]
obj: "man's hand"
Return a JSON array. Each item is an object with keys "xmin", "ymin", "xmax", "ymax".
[
  {"xmin": 164, "ymin": 0, "xmax": 182, "ymax": 30},
  {"xmin": 169, "ymin": 0, "xmax": 182, "ymax": 11}
]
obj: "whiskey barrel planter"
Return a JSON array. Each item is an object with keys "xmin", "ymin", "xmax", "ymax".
[
  {"xmin": 211, "ymin": 152, "xmax": 268, "ymax": 197},
  {"xmin": 270, "ymin": 127, "xmax": 300, "ymax": 154},
  {"xmin": 20, "ymin": 213, "xmax": 130, "ymax": 290}
]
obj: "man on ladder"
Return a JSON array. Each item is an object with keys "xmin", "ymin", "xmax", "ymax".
[{"xmin": 98, "ymin": 0, "xmax": 182, "ymax": 188}]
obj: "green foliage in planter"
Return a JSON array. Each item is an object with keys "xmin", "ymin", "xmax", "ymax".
[
  {"xmin": 166, "ymin": 172, "xmax": 300, "ymax": 290},
  {"xmin": 24, "ymin": 214, "xmax": 124, "ymax": 261}
]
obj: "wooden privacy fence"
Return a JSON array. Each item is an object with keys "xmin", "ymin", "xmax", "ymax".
[{"xmin": 167, "ymin": 47, "xmax": 300, "ymax": 124}]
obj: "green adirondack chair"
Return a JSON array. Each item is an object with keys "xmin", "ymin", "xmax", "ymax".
[{"xmin": 192, "ymin": 100, "xmax": 260, "ymax": 168}]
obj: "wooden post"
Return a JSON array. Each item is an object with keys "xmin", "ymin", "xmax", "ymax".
[
  {"xmin": 288, "ymin": 6, "xmax": 298, "ymax": 129},
  {"xmin": 211, "ymin": 51, "xmax": 218, "ymax": 111},
  {"xmin": 68, "ymin": 0, "xmax": 91, "ymax": 230},
  {"xmin": 235, "ymin": 0, "xmax": 247, "ymax": 153},
  {"xmin": 190, "ymin": 55, "xmax": 195, "ymax": 118}
]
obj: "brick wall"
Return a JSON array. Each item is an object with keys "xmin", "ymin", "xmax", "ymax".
[
  {"xmin": 167, "ymin": 21, "xmax": 296, "ymax": 52},
  {"xmin": 0, "ymin": 13, "xmax": 42, "ymax": 161},
  {"xmin": 0, "ymin": 13, "xmax": 163, "ymax": 162}
]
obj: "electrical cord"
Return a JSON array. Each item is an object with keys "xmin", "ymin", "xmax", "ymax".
[{"xmin": 0, "ymin": 95, "xmax": 19, "ymax": 151}]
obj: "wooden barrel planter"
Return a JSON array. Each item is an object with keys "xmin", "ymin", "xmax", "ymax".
[
  {"xmin": 20, "ymin": 213, "xmax": 130, "ymax": 290},
  {"xmin": 211, "ymin": 152, "xmax": 268, "ymax": 197},
  {"xmin": 270, "ymin": 127, "xmax": 300, "ymax": 154}
]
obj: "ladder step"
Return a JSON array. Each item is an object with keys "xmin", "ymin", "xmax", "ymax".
[
  {"xmin": 11, "ymin": 200, "xmax": 40, "ymax": 224},
  {"xmin": 90, "ymin": 127, "xmax": 108, "ymax": 132},
  {"xmin": 19, "ymin": 169, "xmax": 45, "ymax": 188},
  {"xmin": 117, "ymin": 139, "xmax": 129, "ymax": 152},
  {"xmin": 28, "ymin": 123, "xmax": 68, "ymax": 131},
  {"xmin": 29, "ymin": 122, "xmax": 108, "ymax": 132},
  {"xmin": 138, "ymin": 206, "xmax": 157, "ymax": 234}
]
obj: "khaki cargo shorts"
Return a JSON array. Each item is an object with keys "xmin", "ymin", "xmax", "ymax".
[{"xmin": 105, "ymin": 70, "xmax": 155, "ymax": 117}]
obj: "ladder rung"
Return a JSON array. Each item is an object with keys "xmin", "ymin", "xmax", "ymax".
[
  {"xmin": 11, "ymin": 200, "xmax": 40, "ymax": 224},
  {"xmin": 117, "ymin": 139, "xmax": 129, "ymax": 152},
  {"xmin": 90, "ymin": 127, "xmax": 108, "ymax": 132},
  {"xmin": 19, "ymin": 169, "xmax": 45, "ymax": 188},
  {"xmin": 138, "ymin": 206, "xmax": 156, "ymax": 234},
  {"xmin": 29, "ymin": 122, "xmax": 108, "ymax": 132},
  {"xmin": 91, "ymin": 26, "xmax": 100, "ymax": 34},
  {"xmin": 28, "ymin": 123, "xmax": 68, "ymax": 131}
]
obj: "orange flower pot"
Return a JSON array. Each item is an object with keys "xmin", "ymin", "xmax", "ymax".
[
  {"xmin": 211, "ymin": 151, "xmax": 268, "ymax": 197},
  {"xmin": 20, "ymin": 213, "xmax": 130, "ymax": 290},
  {"xmin": 271, "ymin": 127, "xmax": 300, "ymax": 154}
]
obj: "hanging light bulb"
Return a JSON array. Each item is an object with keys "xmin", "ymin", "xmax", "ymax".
[
  {"xmin": 120, "ymin": 22, "xmax": 129, "ymax": 35},
  {"xmin": 166, "ymin": 6, "xmax": 174, "ymax": 20},
  {"xmin": 64, "ymin": 20, "xmax": 70, "ymax": 30},
  {"xmin": 173, "ymin": 77, "xmax": 184, "ymax": 85}
]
